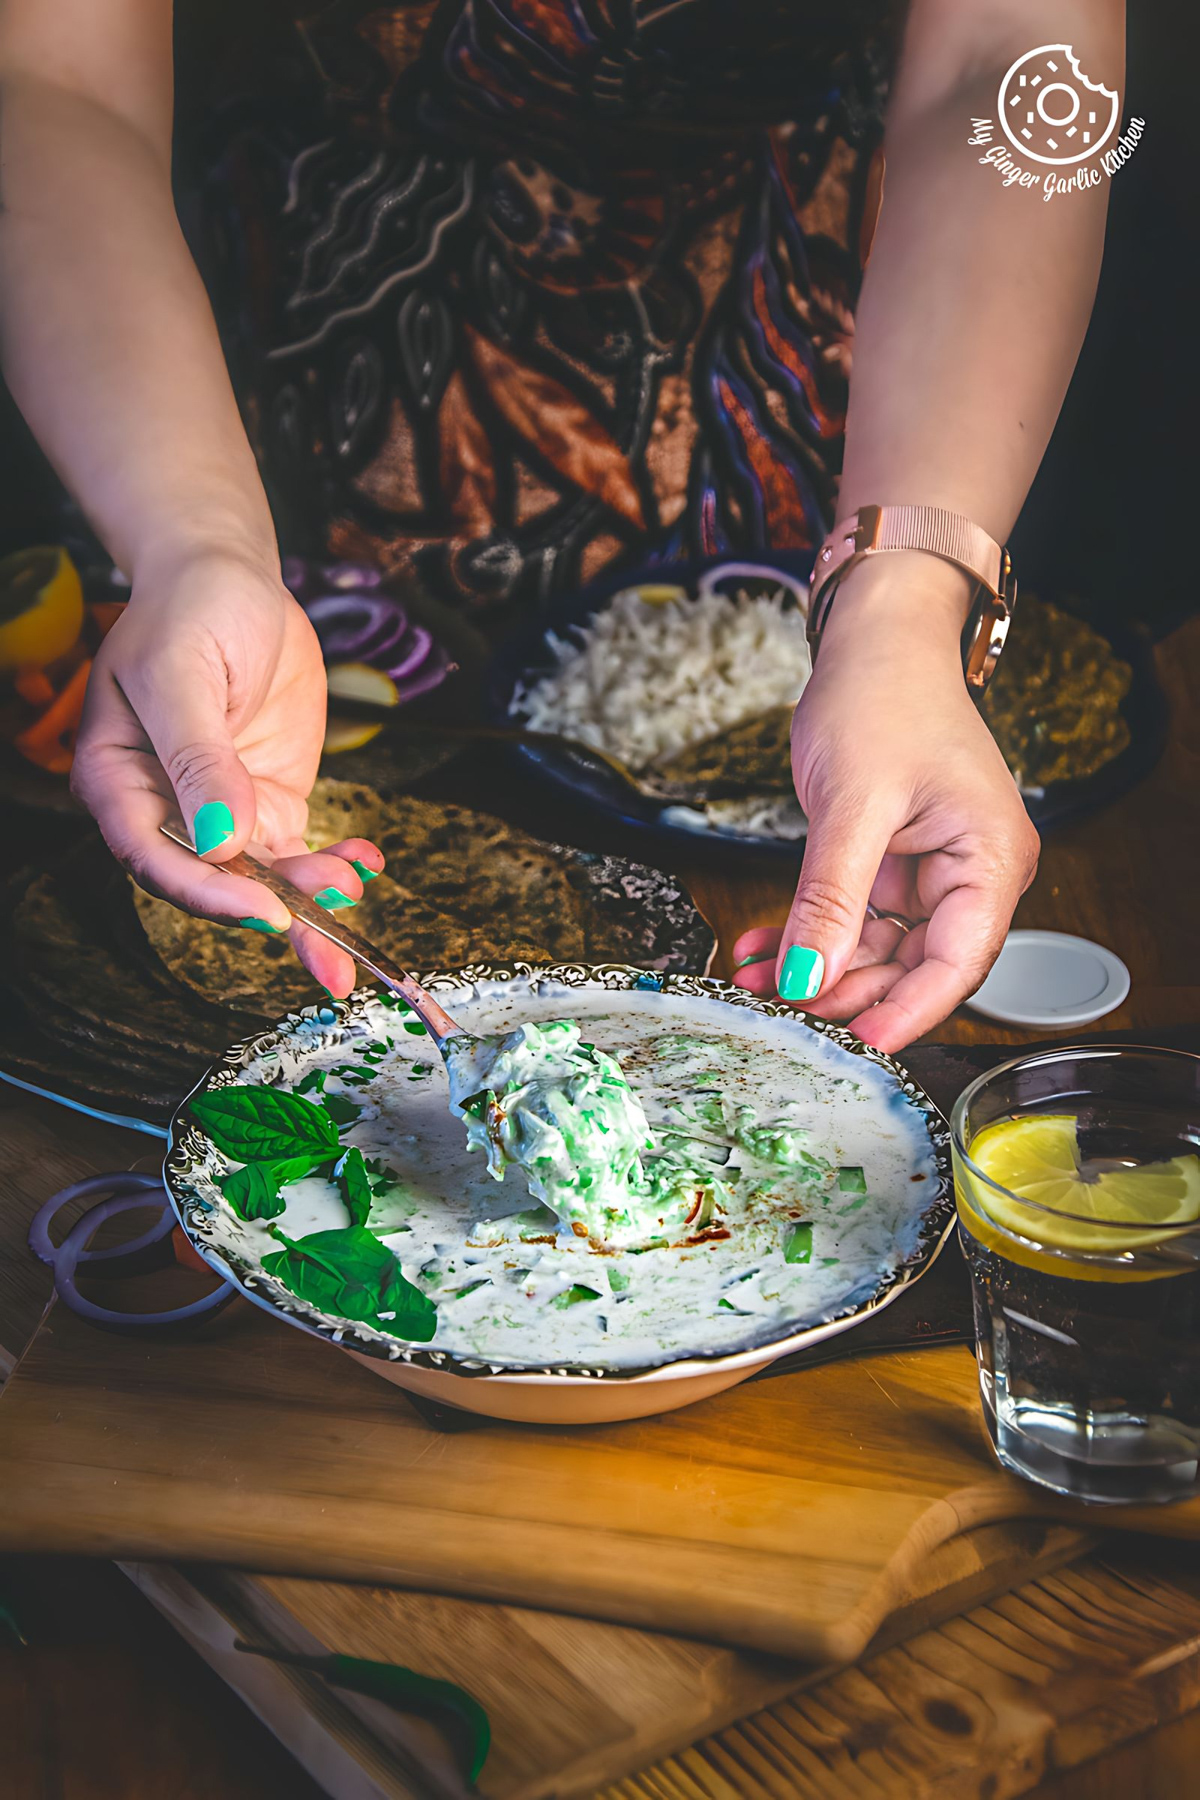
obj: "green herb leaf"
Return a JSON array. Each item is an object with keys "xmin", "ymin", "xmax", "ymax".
[
  {"xmin": 607, "ymin": 1267, "xmax": 631, "ymax": 1293},
  {"xmin": 191, "ymin": 1084, "xmax": 340, "ymax": 1162},
  {"xmin": 552, "ymin": 1284, "xmax": 602, "ymax": 1309},
  {"xmin": 836, "ymin": 1166, "xmax": 867, "ymax": 1193},
  {"xmin": 363, "ymin": 1156, "xmax": 403, "ymax": 1196},
  {"xmin": 336, "ymin": 1146, "xmax": 375, "ymax": 1228},
  {"xmin": 717, "ymin": 1297, "xmax": 739, "ymax": 1311},
  {"xmin": 322, "ymin": 1092, "xmax": 363, "ymax": 1129},
  {"xmin": 219, "ymin": 1154, "xmax": 323, "ymax": 1221},
  {"xmin": 402, "ymin": 1020, "xmax": 427, "ymax": 1036},
  {"xmin": 262, "ymin": 1225, "xmax": 436, "ymax": 1341},
  {"xmin": 295, "ymin": 1069, "xmax": 327, "ymax": 1096},
  {"xmin": 235, "ymin": 1645, "xmax": 489, "ymax": 1783},
  {"xmin": 784, "ymin": 1222, "xmax": 813, "ymax": 1264}
]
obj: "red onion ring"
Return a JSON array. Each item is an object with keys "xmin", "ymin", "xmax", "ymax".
[
  {"xmin": 392, "ymin": 656, "xmax": 453, "ymax": 703},
  {"xmin": 384, "ymin": 622, "xmax": 433, "ymax": 682},
  {"xmin": 29, "ymin": 1171, "xmax": 173, "ymax": 1267},
  {"xmin": 304, "ymin": 593, "xmax": 411, "ymax": 665},
  {"xmin": 29, "ymin": 1173, "xmax": 237, "ymax": 1332}
]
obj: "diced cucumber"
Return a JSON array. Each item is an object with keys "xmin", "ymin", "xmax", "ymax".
[{"xmin": 784, "ymin": 1222, "xmax": 813, "ymax": 1264}]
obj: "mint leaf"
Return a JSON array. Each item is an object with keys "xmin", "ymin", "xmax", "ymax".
[
  {"xmin": 363, "ymin": 1156, "xmax": 403, "ymax": 1196},
  {"xmin": 235, "ymin": 1648, "xmax": 489, "ymax": 1785},
  {"xmin": 191, "ymin": 1084, "xmax": 340, "ymax": 1162},
  {"xmin": 263, "ymin": 1225, "xmax": 436, "ymax": 1341},
  {"xmin": 296, "ymin": 1068, "xmax": 327, "ymax": 1096},
  {"xmin": 323, "ymin": 1092, "xmax": 363, "ymax": 1129},
  {"xmin": 836, "ymin": 1166, "xmax": 867, "ymax": 1194},
  {"xmin": 220, "ymin": 1154, "xmax": 323, "ymax": 1221},
  {"xmin": 784, "ymin": 1222, "xmax": 813, "ymax": 1264},
  {"xmin": 336, "ymin": 1146, "xmax": 375, "ymax": 1228}
]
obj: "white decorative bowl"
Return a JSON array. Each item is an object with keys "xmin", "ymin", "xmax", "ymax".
[{"xmin": 166, "ymin": 966, "xmax": 954, "ymax": 1424}]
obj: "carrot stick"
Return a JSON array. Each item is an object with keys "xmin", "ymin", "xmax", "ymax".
[
  {"xmin": 13, "ymin": 656, "xmax": 92, "ymax": 771},
  {"xmin": 13, "ymin": 668, "xmax": 56, "ymax": 709}
]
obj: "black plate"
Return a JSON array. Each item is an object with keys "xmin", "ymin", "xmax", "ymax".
[{"xmin": 485, "ymin": 555, "xmax": 1167, "ymax": 855}]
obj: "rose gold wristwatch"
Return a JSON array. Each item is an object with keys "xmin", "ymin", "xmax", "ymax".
[{"xmin": 806, "ymin": 504, "xmax": 1017, "ymax": 693}]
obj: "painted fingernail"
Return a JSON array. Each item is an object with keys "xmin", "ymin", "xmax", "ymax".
[
  {"xmin": 240, "ymin": 916, "xmax": 286, "ymax": 935},
  {"xmin": 192, "ymin": 800, "xmax": 234, "ymax": 857},
  {"xmin": 779, "ymin": 945, "xmax": 825, "ymax": 1002},
  {"xmin": 735, "ymin": 951, "xmax": 775, "ymax": 969},
  {"xmin": 315, "ymin": 887, "xmax": 357, "ymax": 910},
  {"xmin": 351, "ymin": 859, "xmax": 380, "ymax": 883}
]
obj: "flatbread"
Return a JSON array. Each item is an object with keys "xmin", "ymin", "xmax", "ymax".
[
  {"xmin": 131, "ymin": 780, "xmax": 586, "ymax": 1014},
  {"xmin": 10, "ymin": 876, "xmax": 247, "ymax": 1059}
]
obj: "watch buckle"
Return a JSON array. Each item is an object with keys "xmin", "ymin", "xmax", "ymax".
[
  {"xmin": 964, "ymin": 549, "xmax": 1016, "ymax": 692},
  {"xmin": 849, "ymin": 504, "xmax": 882, "ymax": 555}
]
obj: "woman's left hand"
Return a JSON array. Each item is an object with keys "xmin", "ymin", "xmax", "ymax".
[{"xmin": 733, "ymin": 568, "xmax": 1040, "ymax": 1051}]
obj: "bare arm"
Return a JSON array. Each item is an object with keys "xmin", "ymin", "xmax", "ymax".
[
  {"xmin": 736, "ymin": 0, "xmax": 1125, "ymax": 1046},
  {"xmin": 0, "ymin": 0, "xmax": 273, "ymax": 580},
  {"xmin": 0, "ymin": 0, "xmax": 375, "ymax": 993}
]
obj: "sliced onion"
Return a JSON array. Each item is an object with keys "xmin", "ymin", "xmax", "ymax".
[
  {"xmin": 392, "ymin": 653, "xmax": 452, "ymax": 704},
  {"xmin": 29, "ymin": 1175, "xmax": 237, "ymax": 1332},
  {"xmin": 304, "ymin": 593, "xmax": 410, "ymax": 665},
  {"xmin": 320, "ymin": 561, "xmax": 384, "ymax": 590},
  {"xmin": 384, "ymin": 623, "xmax": 433, "ymax": 683}
]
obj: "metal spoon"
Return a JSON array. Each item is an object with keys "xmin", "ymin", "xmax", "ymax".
[
  {"xmin": 325, "ymin": 711, "xmax": 792, "ymax": 807},
  {"xmin": 159, "ymin": 820, "xmax": 465, "ymax": 1049}
]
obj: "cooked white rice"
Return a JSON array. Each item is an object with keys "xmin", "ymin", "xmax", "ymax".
[
  {"xmin": 662, "ymin": 792, "xmax": 809, "ymax": 841},
  {"xmin": 510, "ymin": 584, "xmax": 812, "ymax": 772}
]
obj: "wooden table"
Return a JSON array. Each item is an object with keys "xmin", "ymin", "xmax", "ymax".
[{"xmin": 1, "ymin": 618, "xmax": 1198, "ymax": 1799}]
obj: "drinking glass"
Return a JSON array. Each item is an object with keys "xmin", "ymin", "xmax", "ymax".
[{"xmin": 952, "ymin": 1045, "xmax": 1200, "ymax": 1505}]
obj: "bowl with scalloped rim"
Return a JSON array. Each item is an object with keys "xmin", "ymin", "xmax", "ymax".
[{"xmin": 165, "ymin": 965, "xmax": 954, "ymax": 1423}]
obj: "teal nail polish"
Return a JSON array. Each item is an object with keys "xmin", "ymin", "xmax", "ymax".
[
  {"xmin": 735, "ymin": 951, "xmax": 775, "ymax": 969},
  {"xmin": 240, "ymin": 917, "xmax": 285, "ymax": 934},
  {"xmin": 779, "ymin": 944, "xmax": 825, "ymax": 1002},
  {"xmin": 351, "ymin": 859, "xmax": 379, "ymax": 883},
  {"xmin": 315, "ymin": 887, "xmax": 357, "ymax": 910},
  {"xmin": 192, "ymin": 800, "xmax": 234, "ymax": 857}
]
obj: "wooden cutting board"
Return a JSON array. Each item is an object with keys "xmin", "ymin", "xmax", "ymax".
[
  {"xmin": 122, "ymin": 1538, "xmax": 1200, "ymax": 1800},
  {"xmin": 3, "ymin": 1293, "xmax": 1198, "ymax": 1664}
]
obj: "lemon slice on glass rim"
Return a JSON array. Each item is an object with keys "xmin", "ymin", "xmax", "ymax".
[{"xmin": 960, "ymin": 1112, "xmax": 1200, "ymax": 1264}]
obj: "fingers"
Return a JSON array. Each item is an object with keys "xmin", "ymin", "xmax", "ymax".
[
  {"xmin": 850, "ymin": 872, "xmax": 1019, "ymax": 1052},
  {"xmin": 775, "ymin": 801, "xmax": 894, "ymax": 1006},
  {"xmin": 268, "ymin": 839, "xmax": 371, "ymax": 999},
  {"xmin": 73, "ymin": 676, "xmax": 292, "ymax": 929},
  {"xmin": 79, "ymin": 634, "xmax": 259, "ymax": 864},
  {"xmin": 731, "ymin": 926, "xmax": 782, "ymax": 987},
  {"xmin": 805, "ymin": 919, "xmax": 925, "ymax": 1022}
]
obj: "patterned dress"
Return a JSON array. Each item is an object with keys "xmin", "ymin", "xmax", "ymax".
[{"xmin": 181, "ymin": 0, "xmax": 896, "ymax": 627}]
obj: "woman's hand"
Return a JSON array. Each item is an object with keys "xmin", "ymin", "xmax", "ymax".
[
  {"xmin": 72, "ymin": 546, "xmax": 379, "ymax": 997},
  {"xmin": 733, "ymin": 563, "xmax": 1039, "ymax": 1051}
]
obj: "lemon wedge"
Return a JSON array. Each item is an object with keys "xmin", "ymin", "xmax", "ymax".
[
  {"xmin": 961, "ymin": 1113, "xmax": 1200, "ymax": 1261},
  {"xmin": 0, "ymin": 546, "xmax": 84, "ymax": 672}
]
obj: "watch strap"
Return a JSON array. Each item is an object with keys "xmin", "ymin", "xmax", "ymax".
[{"xmin": 807, "ymin": 504, "xmax": 1016, "ymax": 692}]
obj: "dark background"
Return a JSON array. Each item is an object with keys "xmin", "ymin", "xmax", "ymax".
[{"xmin": 0, "ymin": 1, "xmax": 1194, "ymax": 637}]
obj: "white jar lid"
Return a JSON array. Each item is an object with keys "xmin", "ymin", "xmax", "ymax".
[{"xmin": 967, "ymin": 929, "xmax": 1131, "ymax": 1028}]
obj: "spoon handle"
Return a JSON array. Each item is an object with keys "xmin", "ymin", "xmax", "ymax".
[{"xmin": 157, "ymin": 821, "xmax": 463, "ymax": 1044}]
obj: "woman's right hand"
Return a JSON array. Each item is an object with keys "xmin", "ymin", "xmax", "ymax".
[{"xmin": 71, "ymin": 545, "xmax": 382, "ymax": 996}]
